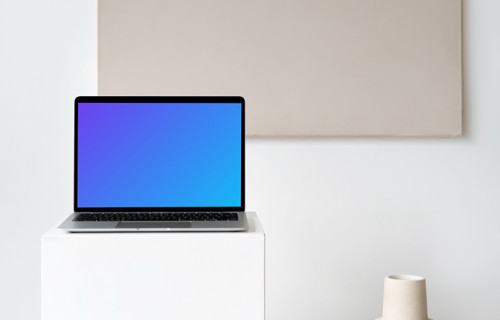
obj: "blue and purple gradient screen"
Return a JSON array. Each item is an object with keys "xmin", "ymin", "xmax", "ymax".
[{"xmin": 77, "ymin": 102, "xmax": 242, "ymax": 208}]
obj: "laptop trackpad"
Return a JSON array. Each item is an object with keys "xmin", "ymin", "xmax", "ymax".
[{"xmin": 116, "ymin": 222, "xmax": 192, "ymax": 229}]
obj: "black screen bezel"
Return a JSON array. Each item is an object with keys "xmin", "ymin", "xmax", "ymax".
[{"xmin": 74, "ymin": 96, "xmax": 245, "ymax": 212}]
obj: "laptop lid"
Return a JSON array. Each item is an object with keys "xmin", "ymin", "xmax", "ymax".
[{"xmin": 74, "ymin": 96, "xmax": 245, "ymax": 212}]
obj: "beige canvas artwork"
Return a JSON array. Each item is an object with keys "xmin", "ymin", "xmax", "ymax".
[{"xmin": 98, "ymin": 0, "xmax": 462, "ymax": 137}]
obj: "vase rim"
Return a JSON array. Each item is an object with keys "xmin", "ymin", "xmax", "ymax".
[{"xmin": 387, "ymin": 275, "xmax": 425, "ymax": 281}]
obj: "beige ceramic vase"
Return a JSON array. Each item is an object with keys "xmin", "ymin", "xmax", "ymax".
[{"xmin": 376, "ymin": 275, "xmax": 432, "ymax": 320}]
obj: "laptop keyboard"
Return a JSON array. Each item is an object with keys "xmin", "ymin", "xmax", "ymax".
[{"xmin": 74, "ymin": 212, "xmax": 239, "ymax": 222}]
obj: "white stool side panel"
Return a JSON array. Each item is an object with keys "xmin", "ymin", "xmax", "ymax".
[{"xmin": 42, "ymin": 214, "xmax": 264, "ymax": 320}]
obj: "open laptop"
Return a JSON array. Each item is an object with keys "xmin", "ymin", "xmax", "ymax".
[{"xmin": 59, "ymin": 96, "xmax": 248, "ymax": 232}]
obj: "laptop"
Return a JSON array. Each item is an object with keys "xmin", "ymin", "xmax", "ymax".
[{"xmin": 59, "ymin": 96, "xmax": 248, "ymax": 232}]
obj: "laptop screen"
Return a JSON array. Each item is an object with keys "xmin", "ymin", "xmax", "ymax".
[{"xmin": 75, "ymin": 97, "xmax": 244, "ymax": 211}]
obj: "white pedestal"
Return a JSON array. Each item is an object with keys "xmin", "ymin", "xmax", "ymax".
[{"xmin": 42, "ymin": 212, "xmax": 265, "ymax": 320}]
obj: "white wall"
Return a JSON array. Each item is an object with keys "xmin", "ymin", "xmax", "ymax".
[
  {"xmin": 1, "ymin": 1, "xmax": 499, "ymax": 320},
  {"xmin": 0, "ymin": 0, "xmax": 97, "ymax": 319}
]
